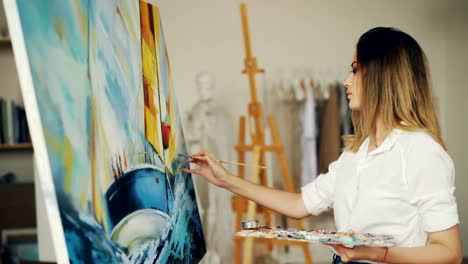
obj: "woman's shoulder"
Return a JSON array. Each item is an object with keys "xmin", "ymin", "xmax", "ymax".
[
  {"xmin": 394, "ymin": 129, "xmax": 453, "ymax": 167},
  {"xmin": 395, "ymin": 129, "xmax": 439, "ymax": 146}
]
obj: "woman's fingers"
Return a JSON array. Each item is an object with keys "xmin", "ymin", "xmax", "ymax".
[
  {"xmin": 190, "ymin": 155, "xmax": 215, "ymax": 166},
  {"xmin": 190, "ymin": 151, "xmax": 218, "ymax": 161},
  {"xmin": 187, "ymin": 156, "xmax": 211, "ymax": 164},
  {"xmin": 192, "ymin": 155, "xmax": 209, "ymax": 161},
  {"xmin": 182, "ymin": 168, "xmax": 202, "ymax": 175},
  {"xmin": 191, "ymin": 151, "xmax": 208, "ymax": 158},
  {"xmin": 187, "ymin": 157, "xmax": 201, "ymax": 163},
  {"xmin": 331, "ymin": 244, "xmax": 347, "ymax": 252},
  {"xmin": 328, "ymin": 244, "xmax": 356, "ymax": 262},
  {"xmin": 187, "ymin": 152, "xmax": 221, "ymax": 168},
  {"xmin": 204, "ymin": 152, "xmax": 217, "ymax": 160},
  {"xmin": 186, "ymin": 158, "xmax": 202, "ymax": 166}
]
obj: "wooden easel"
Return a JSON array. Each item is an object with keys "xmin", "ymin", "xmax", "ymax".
[{"xmin": 231, "ymin": 3, "xmax": 312, "ymax": 264}]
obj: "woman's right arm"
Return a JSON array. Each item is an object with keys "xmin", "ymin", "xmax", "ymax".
[{"xmin": 183, "ymin": 151, "xmax": 310, "ymax": 220}]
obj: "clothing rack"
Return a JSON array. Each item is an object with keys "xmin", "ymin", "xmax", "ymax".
[{"xmin": 264, "ymin": 75, "xmax": 353, "ymax": 189}]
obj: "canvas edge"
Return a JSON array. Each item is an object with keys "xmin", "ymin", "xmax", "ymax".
[
  {"xmin": 2, "ymin": 0, "xmax": 70, "ymax": 263},
  {"xmin": 137, "ymin": 1, "xmax": 207, "ymax": 260},
  {"xmin": 142, "ymin": 0, "xmax": 158, "ymax": 6}
]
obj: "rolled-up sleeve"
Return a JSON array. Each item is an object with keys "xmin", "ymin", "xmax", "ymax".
[
  {"xmin": 301, "ymin": 156, "xmax": 342, "ymax": 216},
  {"xmin": 407, "ymin": 139, "xmax": 459, "ymax": 233}
]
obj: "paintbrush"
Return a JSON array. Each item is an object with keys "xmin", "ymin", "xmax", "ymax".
[{"xmin": 178, "ymin": 154, "xmax": 267, "ymax": 169}]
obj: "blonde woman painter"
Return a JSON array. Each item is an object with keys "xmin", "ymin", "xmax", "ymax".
[{"xmin": 184, "ymin": 27, "xmax": 462, "ymax": 264}]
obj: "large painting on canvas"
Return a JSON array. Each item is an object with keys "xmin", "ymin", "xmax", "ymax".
[{"xmin": 4, "ymin": 0, "xmax": 205, "ymax": 262}]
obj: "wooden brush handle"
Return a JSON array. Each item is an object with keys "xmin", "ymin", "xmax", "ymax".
[
  {"xmin": 183, "ymin": 154, "xmax": 267, "ymax": 169},
  {"xmin": 218, "ymin": 160, "xmax": 267, "ymax": 169}
]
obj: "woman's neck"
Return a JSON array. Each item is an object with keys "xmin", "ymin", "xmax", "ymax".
[{"xmin": 372, "ymin": 119, "xmax": 389, "ymax": 147}]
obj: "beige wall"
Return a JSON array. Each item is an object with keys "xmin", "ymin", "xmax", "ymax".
[
  {"xmin": 0, "ymin": 37, "xmax": 33, "ymax": 183},
  {"xmin": 446, "ymin": 0, "xmax": 468, "ymax": 255},
  {"xmin": 0, "ymin": 48, "xmax": 21, "ymax": 101}
]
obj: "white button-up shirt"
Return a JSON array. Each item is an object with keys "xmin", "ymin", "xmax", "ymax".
[{"xmin": 302, "ymin": 129, "xmax": 459, "ymax": 250}]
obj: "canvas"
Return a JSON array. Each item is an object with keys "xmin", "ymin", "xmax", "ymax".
[{"xmin": 4, "ymin": 0, "xmax": 206, "ymax": 262}]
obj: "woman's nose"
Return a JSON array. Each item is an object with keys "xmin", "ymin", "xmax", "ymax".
[{"xmin": 343, "ymin": 73, "xmax": 352, "ymax": 88}]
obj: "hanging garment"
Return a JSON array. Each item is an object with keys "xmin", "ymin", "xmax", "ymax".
[
  {"xmin": 336, "ymin": 82, "xmax": 353, "ymax": 149},
  {"xmin": 318, "ymin": 84, "xmax": 341, "ymax": 174},
  {"xmin": 300, "ymin": 85, "xmax": 318, "ymax": 186},
  {"xmin": 266, "ymin": 79, "xmax": 303, "ymax": 191}
]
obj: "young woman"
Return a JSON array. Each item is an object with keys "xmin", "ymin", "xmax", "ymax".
[{"xmin": 184, "ymin": 27, "xmax": 462, "ymax": 264}]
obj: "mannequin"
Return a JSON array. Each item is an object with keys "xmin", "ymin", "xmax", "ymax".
[{"xmin": 184, "ymin": 72, "xmax": 234, "ymax": 264}]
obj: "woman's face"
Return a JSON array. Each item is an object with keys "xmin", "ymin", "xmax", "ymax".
[{"xmin": 343, "ymin": 54, "xmax": 362, "ymax": 111}]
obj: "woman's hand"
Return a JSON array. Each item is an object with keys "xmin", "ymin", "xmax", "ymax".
[
  {"xmin": 183, "ymin": 151, "xmax": 310, "ymax": 219},
  {"xmin": 183, "ymin": 151, "xmax": 232, "ymax": 188},
  {"xmin": 327, "ymin": 244, "xmax": 388, "ymax": 263}
]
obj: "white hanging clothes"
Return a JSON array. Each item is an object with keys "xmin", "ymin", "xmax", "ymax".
[
  {"xmin": 300, "ymin": 84, "xmax": 318, "ymax": 186},
  {"xmin": 268, "ymin": 80, "xmax": 303, "ymax": 190}
]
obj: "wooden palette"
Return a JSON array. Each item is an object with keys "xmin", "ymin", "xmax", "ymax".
[{"xmin": 235, "ymin": 226, "xmax": 396, "ymax": 248}]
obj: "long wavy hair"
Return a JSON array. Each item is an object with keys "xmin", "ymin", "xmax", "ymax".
[{"xmin": 345, "ymin": 27, "xmax": 445, "ymax": 152}]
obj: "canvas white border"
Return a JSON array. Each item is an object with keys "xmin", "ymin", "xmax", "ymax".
[
  {"xmin": 2, "ymin": 0, "xmax": 70, "ymax": 262},
  {"xmin": 1, "ymin": 228, "xmax": 37, "ymax": 245}
]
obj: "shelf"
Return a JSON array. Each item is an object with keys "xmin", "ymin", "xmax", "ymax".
[
  {"xmin": 0, "ymin": 143, "xmax": 33, "ymax": 150},
  {"xmin": 0, "ymin": 37, "xmax": 11, "ymax": 46}
]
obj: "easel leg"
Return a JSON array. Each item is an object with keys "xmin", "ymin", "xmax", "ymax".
[
  {"xmin": 234, "ymin": 116, "xmax": 247, "ymax": 264},
  {"xmin": 234, "ymin": 221, "xmax": 242, "ymax": 264},
  {"xmin": 237, "ymin": 116, "xmax": 246, "ymax": 179},
  {"xmin": 268, "ymin": 117, "xmax": 294, "ymax": 192},
  {"xmin": 242, "ymin": 145, "xmax": 262, "ymax": 264},
  {"xmin": 268, "ymin": 116, "xmax": 313, "ymax": 264},
  {"xmin": 258, "ymin": 149, "xmax": 273, "ymax": 252}
]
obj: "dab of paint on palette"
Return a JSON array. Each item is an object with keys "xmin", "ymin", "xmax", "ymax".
[{"xmin": 235, "ymin": 226, "xmax": 396, "ymax": 248}]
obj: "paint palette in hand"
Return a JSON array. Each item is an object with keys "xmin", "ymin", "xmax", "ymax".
[
  {"xmin": 235, "ymin": 226, "xmax": 396, "ymax": 248},
  {"xmin": 318, "ymin": 232, "xmax": 396, "ymax": 247}
]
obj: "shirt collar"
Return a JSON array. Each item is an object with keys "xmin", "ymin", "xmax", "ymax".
[{"xmin": 358, "ymin": 128, "xmax": 404, "ymax": 157}]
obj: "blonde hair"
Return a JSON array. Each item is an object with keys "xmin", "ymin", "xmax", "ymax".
[{"xmin": 345, "ymin": 27, "xmax": 445, "ymax": 152}]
